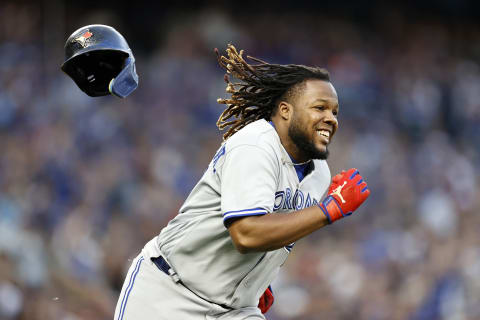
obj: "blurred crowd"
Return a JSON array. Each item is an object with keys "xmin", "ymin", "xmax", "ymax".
[{"xmin": 1, "ymin": 2, "xmax": 480, "ymax": 320}]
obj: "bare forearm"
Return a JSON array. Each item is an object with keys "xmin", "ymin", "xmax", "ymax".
[{"xmin": 228, "ymin": 205, "xmax": 329, "ymax": 253}]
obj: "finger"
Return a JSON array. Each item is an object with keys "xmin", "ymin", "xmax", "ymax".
[
  {"xmin": 351, "ymin": 173, "xmax": 362, "ymax": 185},
  {"xmin": 346, "ymin": 168, "xmax": 359, "ymax": 179},
  {"xmin": 332, "ymin": 174, "xmax": 343, "ymax": 184},
  {"xmin": 362, "ymin": 191, "xmax": 370, "ymax": 204},
  {"xmin": 358, "ymin": 181, "xmax": 367, "ymax": 191},
  {"xmin": 361, "ymin": 186, "xmax": 370, "ymax": 196}
]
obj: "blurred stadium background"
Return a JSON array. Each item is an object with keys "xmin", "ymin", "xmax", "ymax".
[{"xmin": 1, "ymin": 0, "xmax": 480, "ymax": 319}]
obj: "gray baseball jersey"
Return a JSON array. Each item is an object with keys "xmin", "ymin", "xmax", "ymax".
[{"xmin": 146, "ymin": 119, "xmax": 331, "ymax": 309}]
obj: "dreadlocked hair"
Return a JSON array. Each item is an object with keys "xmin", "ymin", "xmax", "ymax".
[{"xmin": 215, "ymin": 44, "xmax": 330, "ymax": 140}]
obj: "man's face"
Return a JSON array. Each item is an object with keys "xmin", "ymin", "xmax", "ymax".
[{"xmin": 287, "ymin": 79, "xmax": 339, "ymax": 161}]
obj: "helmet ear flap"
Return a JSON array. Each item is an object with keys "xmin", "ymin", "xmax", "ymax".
[
  {"xmin": 109, "ymin": 56, "xmax": 139, "ymax": 98},
  {"xmin": 61, "ymin": 24, "xmax": 138, "ymax": 98}
]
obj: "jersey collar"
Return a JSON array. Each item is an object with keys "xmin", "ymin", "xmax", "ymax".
[{"xmin": 267, "ymin": 120, "xmax": 312, "ymax": 166}]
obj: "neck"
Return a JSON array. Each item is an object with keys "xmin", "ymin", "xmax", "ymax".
[{"xmin": 270, "ymin": 118, "xmax": 309, "ymax": 163}]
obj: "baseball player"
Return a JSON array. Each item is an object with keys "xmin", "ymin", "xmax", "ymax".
[{"xmin": 113, "ymin": 44, "xmax": 370, "ymax": 320}]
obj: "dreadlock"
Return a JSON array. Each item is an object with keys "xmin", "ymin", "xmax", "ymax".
[{"xmin": 215, "ymin": 44, "xmax": 330, "ymax": 140}]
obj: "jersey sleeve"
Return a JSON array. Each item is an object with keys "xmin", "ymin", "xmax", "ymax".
[{"xmin": 219, "ymin": 144, "xmax": 279, "ymax": 227}]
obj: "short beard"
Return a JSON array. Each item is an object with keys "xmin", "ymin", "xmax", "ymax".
[{"xmin": 288, "ymin": 118, "xmax": 329, "ymax": 160}]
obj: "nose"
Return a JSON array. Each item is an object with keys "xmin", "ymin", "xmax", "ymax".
[{"xmin": 324, "ymin": 110, "xmax": 338, "ymax": 129}]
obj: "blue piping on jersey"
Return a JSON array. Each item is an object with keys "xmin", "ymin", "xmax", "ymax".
[
  {"xmin": 223, "ymin": 208, "xmax": 268, "ymax": 227},
  {"xmin": 222, "ymin": 207, "xmax": 267, "ymax": 216},
  {"xmin": 118, "ymin": 256, "xmax": 144, "ymax": 320},
  {"xmin": 223, "ymin": 212, "xmax": 266, "ymax": 227},
  {"xmin": 223, "ymin": 209, "xmax": 267, "ymax": 220},
  {"xmin": 223, "ymin": 208, "xmax": 268, "ymax": 222}
]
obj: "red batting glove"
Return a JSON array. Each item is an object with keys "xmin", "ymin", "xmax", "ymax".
[
  {"xmin": 318, "ymin": 168, "xmax": 370, "ymax": 224},
  {"xmin": 258, "ymin": 286, "xmax": 274, "ymax": 314}
]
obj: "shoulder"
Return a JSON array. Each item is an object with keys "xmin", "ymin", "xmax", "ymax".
[
  {"xmin": 213, "ymin": 120, "xmax": 281, "ymax": 181},
  {"xmin": 225, "ymin": 119, "xmax": 279, "ymax": 155}
]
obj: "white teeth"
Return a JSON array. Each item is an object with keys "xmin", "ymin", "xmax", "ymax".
[{"xmin": 317, "ymin": 130, "xmax": 330, "ymax": 138}]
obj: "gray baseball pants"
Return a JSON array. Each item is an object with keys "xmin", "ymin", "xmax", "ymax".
[{"xmin": 113, "ymin": 253, "xmax": 266, "ymax": 320}]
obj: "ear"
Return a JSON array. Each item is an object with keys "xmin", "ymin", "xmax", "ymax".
[{"xmin": 277, "ymin": 101, "xmax": 293, "ymax": 121}]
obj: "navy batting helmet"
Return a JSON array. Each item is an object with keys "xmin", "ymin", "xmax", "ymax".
[{"xmin": 61, "ymin": 24, "xmax": 138, "ymax": 98}]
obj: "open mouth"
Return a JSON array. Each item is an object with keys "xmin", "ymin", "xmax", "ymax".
[{"xmin": 316, "ymin": 129, "xmax": 331, "ymax": 143}]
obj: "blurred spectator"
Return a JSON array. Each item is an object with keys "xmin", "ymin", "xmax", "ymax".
[{"xmin": 0, "ymin": 1, "xmax": 479, "ymax": 319}]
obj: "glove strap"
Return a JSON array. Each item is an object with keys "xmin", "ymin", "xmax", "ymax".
[{"xmin": 318, "ymin": 195, "xmax": 345, "ymax": 224}]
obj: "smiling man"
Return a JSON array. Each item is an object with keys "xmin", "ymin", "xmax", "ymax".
[{"xmin": 114, "ymin": 45, "xmax": 370, "ymax": 320}]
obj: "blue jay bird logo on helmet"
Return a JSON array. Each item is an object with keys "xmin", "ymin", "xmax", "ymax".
[{"xmin": 73, "ymin": 30, "xmax": 93, "ymax": 48}]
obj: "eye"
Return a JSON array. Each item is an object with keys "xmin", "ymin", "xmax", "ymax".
[{"xmin": 333, "ymin": 110, "xmax": 338, "ymax": 116}]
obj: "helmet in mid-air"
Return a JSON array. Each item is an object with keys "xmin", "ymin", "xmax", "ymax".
[{"xmin": 61, "ymin": 24, "xmax": 138, "ymax": 98}]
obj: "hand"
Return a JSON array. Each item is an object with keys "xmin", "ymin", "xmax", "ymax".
[
  {"xmin": 318, "ymin": 168, "xmax": 370, "ymax": 224},
  {"xmin": 258, "ymin": 286, "xmax": 274, "ymax": 314}
]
